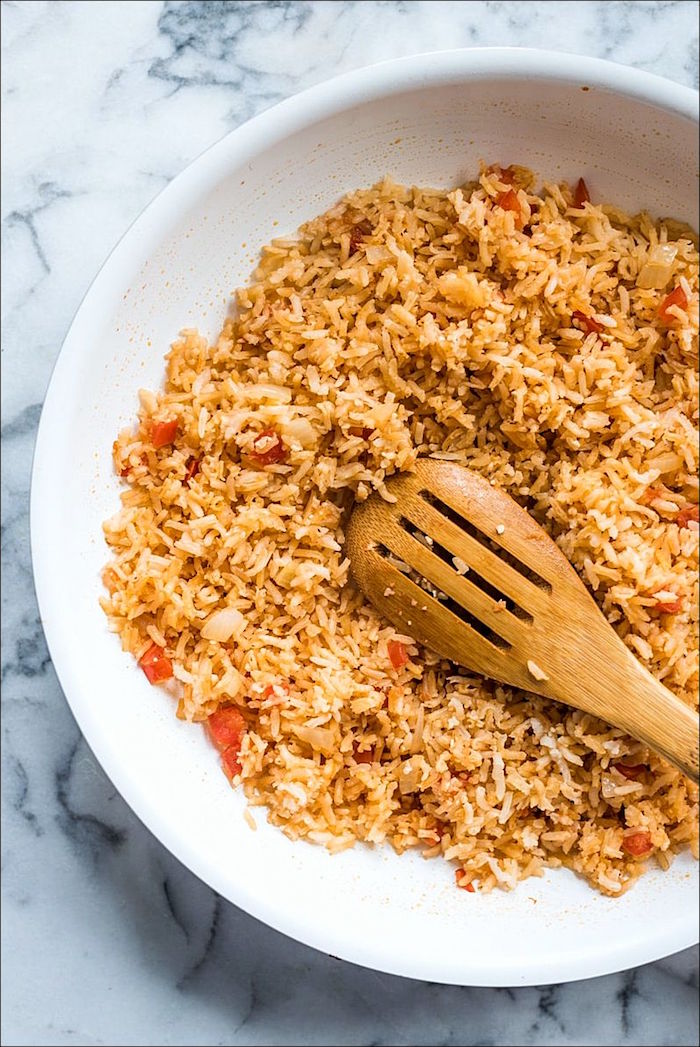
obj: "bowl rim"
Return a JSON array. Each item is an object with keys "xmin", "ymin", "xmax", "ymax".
[{"xmin": 30, "ymin": 47, "xmax": 699, "ymax": 986}]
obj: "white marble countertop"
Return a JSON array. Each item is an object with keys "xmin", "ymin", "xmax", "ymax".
[{"xmin": 2, "ymin": 2, "xmax": 698, "ymax": 1045}]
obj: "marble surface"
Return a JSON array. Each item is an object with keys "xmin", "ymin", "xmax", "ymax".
[{"xmin": 2, "ymin": 1, "xmax": 698, "ymax": 1044}]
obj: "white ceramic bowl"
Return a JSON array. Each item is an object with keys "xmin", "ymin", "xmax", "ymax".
[{"xmin": 31, "ymin": 49, "xmax": 699, "ymax": 986}]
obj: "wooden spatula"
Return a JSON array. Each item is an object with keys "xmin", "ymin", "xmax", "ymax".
[{"xmin": 346, "ymin": 459, "xmax": 699, "ymax": 783}]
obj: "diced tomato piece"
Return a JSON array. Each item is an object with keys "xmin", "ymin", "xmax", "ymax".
[
  {"xmin": 387, "ymin": 640, "xmax": 408, "ymax": 669},
  {"xmin": 573, "ymin": 177, "xmax": 590, "ymax": 207},
  {"xmin": 642, "ymin": 486, "xmax": 665, "ymax": 504},
  {"xmin": 456, "ymin": 870, "xmax": 476, "ymax": 892},
  {"xmin": 349, "ymin": 426, "xmax": 374, "ymax": 439},
  {"xmin": 572, "ymin": 310, "xmax": 604, "ymax": 334},
  {"xmin": 496, "ymin": 189, "xmax": 522, "ymax": 222},
  {"xmin": 353, "ymin": 743, "xmax": 374, "ymax": 764},
  {"xmin": 184, "ymin": 457, "xmax": 200, "ymax": 485},
  {"xmin": 349, "ymin": 219, "xmax": 373, "ymax": 254},
  {"xmin": 622, "ymin": 831, "xmax": 653, "ymax": 857},
  {"xmin": 454, "ymin": 771, "xmax": 473, "ymax": 785},
  {"xmin": 652, "ymin": 596, "xmax": 683, "ymax": 614},
  {"xmin": 139, "ymin": 643, "xmax": 173, "ymax": 684},
  {"xmin": 613, "ymin": 763, "xmax": 646, "ymax": 781},
  {"xmin": 151, "ymin": 419, "xmax": 178, "ymax": 449},
  {"xmin": 261, "ymin": 682, "xmax": 290, "ymax": 705},
  {"xmin": 658, "ymin": 285, "xmax": 688, "ymax": 323},
  {"xmin": 486, "ymin": 164, "xmax": 517, "ymax": 185},
  {"xmin": 432, "ymin": 820, "xmax": 448, "ymax": 840},
  {"xmin": 249, "ymin": 428, "xmax": 288, "ymax": 466},
  {"xmin": 207, "ymin": 706, "xmax": 246, "ymax": 751},
  {"xmin": 221, "ymin": 745, "xmax": 243, "ymax": 781},
  {"xmin": 676, "ymin": 504, "xmax": 699, "ymax": 528}
]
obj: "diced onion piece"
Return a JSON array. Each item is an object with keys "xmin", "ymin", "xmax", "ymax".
[
  {"xmin": 139, "ymin": 388, "xmax": 158, "ymax": 413},
  {"xmin": 283, "ymin": 416, "xmax": 317, "ymax": 447},
  {"xmin": 438, "ymin": 268, "xmax": 490, "ymax": 308},
  {"xmin": 636, "ymin": 243, "xmax": 678, "ymax": 289},
  {"xmin": 410, "ymin": 704, "xmax": 425, "ymax": 754},
  {"xmin": 201, "ymin": 607, "xmax": 245, "ymax": 642},
  {"xmin": 399, "ymin": 756, "xmax": 423, "ymax": 794},
  {"xmin": 371, "ymin": 402, "xmax": 396, "ymax": 426},
  {"xmin": 365, "ymin": 244, "xmax": 390, "ymax": 265},
  {"xmin": 292, "ymin": 723, "xmax": 335, "ymax": 755},
  {"xmin": 646, "ymin": 450, "xmax": 683, "ymax": 474},
  {"xmin": 245, "ymin": 383, "xmax": 293, "ymax": 403}
]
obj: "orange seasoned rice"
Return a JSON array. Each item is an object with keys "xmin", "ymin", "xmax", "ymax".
[{"xmin": 102, "ymin": 165, "xmax": 699, "ymax": 895}]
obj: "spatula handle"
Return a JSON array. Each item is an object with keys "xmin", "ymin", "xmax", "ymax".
[{"xmin": 570, "ymin": 645, "xmax": 699, "ymax": 783}]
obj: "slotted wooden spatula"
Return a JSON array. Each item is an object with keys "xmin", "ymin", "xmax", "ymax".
[{"xmin": 346, "ymin": 459, "xmax": 699, "ymax": 783}]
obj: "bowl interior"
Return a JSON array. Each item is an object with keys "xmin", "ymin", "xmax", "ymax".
[{"xmin": 32, "ymin": 54, "xmax": 699, "ymax": 985}]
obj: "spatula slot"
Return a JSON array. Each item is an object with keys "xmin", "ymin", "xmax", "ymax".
[
  {"xmin": 375, "ymin": 542, "xmax": 512, "ymax": 650},
  {"xmin": 418, "ymin": 489, "xmax": 552, "ymax": 593},
  {"xmin": 398, "ymin": 516, "xmax": 534, "ymax": 623}
]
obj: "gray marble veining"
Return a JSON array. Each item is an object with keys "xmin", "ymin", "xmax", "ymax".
[{"xmin": 2, "ymin": 2, "xmax": 698, "ymax": 1045}]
